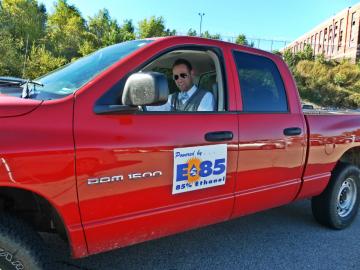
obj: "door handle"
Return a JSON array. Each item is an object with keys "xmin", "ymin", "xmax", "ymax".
[
  {"xmin": 205, "ymin": 131, "xmax": 233, "ymax": 142},
  {"xmin": 283, "ymin": 127, "xmax": 302, "ymax": 136}
]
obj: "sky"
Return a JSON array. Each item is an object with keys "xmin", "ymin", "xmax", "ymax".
[{"xmin": 40, "ymin": 0, "xmax": 360, "ymax": 50}]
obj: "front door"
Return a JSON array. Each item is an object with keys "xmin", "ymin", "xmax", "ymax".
[{"xmin": 74, "ymin": 43, "xmax": 239, "ymax": 255}]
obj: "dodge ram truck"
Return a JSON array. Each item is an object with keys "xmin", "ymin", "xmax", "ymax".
[{"xmin": 0, "ymin": 36, "xmax": 359, "ymax": 269}]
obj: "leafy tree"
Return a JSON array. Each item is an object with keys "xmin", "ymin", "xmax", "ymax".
[
  {"xmin": 47, "ymin": 0, "xmax": 86, "ymax": 60},
  {"xmin": 122, "ymin": 19, "xmax": 134, "ymax": 33},
  {"xmin": 0, "ymin": 0, "xmax": 47, "ymax": 46},
  {"xmin": 138, "ymin": 16, "xmax": 166, "ymax": 38},
  {"xmin": 283, "ymin": 45, "xmax": 314, "ymax": 70},
  {"xmin": 235, "ymin": 34, "xmax": 254, "ymax": 47},
  {"xmin": 298, "ymin": 44, "xmax": 314, "ymax": 61},
  {"xmin": 272, "ymin": 50, "xmax": 282, "ymax": 56},
  {"xmin": 78, "ymin": 32, "xmax": 98, "ymax": 56},
  {"xmin": 315, "ymin": 53, "xmax": 326, "ymax": 64},
  {"xmin": 235, "ymin": 34, "xmax": 247, "ymax": 45},
  {"xmin": 283, "ymin": 48, "xmax": 299, "ymax": 69},
  {"xmin": 120, "ymin": 19, "xmax": 135, "ymax": 41},
  {"xmin": 23, "ymin": 45, "xmax": 66, "ymax": 79},
  {"xmin": 80, "ymin": 8, "xmax": 128, "ymax": 56},
  {"xmin": 87, "ymin": 9, "xmax": 122, "ymax": 47},
  {"xmin": 187, "ymin": 28, "xmax": 197, "ymax": 36},
  {"xmin": 201, "ymin": 31, "xmax": 221, "ymax": 40},
  {"xmin": 331, "ymin": 61, "xmax": 360, "ymax": 87},
  {"xmin": 165, "ymin": 28, "xmax": 176, "ymax": 36},
  {"xmin": 0, "ymin": 0, "xmax": 47, "ymax": 76},
  {"xmin": 0, "ymin": 29, "xmax": 23, "ymax": 76}
]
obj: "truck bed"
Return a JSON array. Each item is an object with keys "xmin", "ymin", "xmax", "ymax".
[{"xmin": 296, "ymin": 113, "xmax": 360, "ymax": 199}]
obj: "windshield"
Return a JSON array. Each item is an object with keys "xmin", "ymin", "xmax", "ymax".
[{"xmin": 33, "ymin": 39, "xmax": 153, "ymax": 99}]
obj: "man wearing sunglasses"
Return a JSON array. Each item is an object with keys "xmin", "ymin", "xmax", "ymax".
[{"xmin": 147, "ymin": 58, "xmax": 215, "ymax": 111}]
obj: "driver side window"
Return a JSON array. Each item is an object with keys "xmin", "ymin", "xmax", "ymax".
[{"xmin": 143, "ymin": 49, "xmax": 225, "ymax": 112}]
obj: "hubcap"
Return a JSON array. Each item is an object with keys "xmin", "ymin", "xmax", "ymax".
[{"xmin": 337, "ymin": 177, "xmax": 357, "ymax": 218}]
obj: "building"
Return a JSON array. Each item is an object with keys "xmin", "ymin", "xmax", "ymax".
[{"xmin": 286, "ymin": 3, "xmax": 360, "ymax": 62}]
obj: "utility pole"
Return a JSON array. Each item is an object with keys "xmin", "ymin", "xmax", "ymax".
[{"xmin": 198, "ymin": 12, "xmax": 205, "ymax": 37}]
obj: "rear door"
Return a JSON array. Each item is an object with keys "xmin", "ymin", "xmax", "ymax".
[
  {"xmin": 230, "ymin": 50, "xmax": 307, "ymax": 217},
  {"xmin": 74, "ymin": 40, "xmax": 239, "ymax": 255}
]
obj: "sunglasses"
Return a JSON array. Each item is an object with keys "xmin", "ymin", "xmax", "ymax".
[{"xmin": 173, "ymin": 73, "xmax": 189, "ymax": 81}]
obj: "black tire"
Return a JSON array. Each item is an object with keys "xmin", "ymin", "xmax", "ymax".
[
  {"xmin": 0, "ymin": 214, "xmax": 51, "ymax": 270},
  {"xmin": 312, "ymin": 162, "xmax": 360, "ymax": 229}
]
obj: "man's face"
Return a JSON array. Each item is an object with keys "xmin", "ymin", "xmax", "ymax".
[{"xmin": 172, "ymin": 64, "xmax": 194, "ymax": 92}]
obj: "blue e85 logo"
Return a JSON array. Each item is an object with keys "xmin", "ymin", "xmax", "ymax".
[{"xmin": 176, "ymin": 158, "xmax": 226, "ymax": 181}]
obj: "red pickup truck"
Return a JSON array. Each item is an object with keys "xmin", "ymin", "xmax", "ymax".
[{"xmin": 1, "ymin": 36, "xmax": 360, "ymax": 269}]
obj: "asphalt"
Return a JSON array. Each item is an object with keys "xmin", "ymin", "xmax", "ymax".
[{"xmin": 44, "ymin": 200, "xmax": 360, "ymax": 270}]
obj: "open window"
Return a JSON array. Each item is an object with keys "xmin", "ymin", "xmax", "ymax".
[{"xmin": 141, "ymin": 49, "xmax": 226, "ymax": 111}]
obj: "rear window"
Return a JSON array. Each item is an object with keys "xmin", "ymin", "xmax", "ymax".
[{"xmin": 233, "ymin": 51, "xmax": 288, "ymax": 112}]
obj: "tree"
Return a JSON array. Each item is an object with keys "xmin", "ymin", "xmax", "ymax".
[
  {"xmin": 122, "ymin": 19, "xmax": 134, "ymax": 33},
  {"xmin": 165, "ymin": 28, "xmax": 176, "ymax": 36},
  {"xmin": 138, "ymin": 16, "xmax": 166, "ymax": 38},
  {"xmin": 235, "ymin": 34, "xmax": 254, "ymax": 47},
  {"xmin": 283, "ymin": 48, "xmax": 299, "ymax": 69},
  {"xmin": 0, "ymin": 29, "xmax": 23, "ymax": 76},
  {"xmin": 0, "ymin": 0, "xmax": 47, "ymax": 46},
  {"xmin": 201, "ymin": 31, "xmax": 221, "ymax": 40},
  {"xmin": 272, "ymin": 50, "xmax": 282, "ymax": 56},
  {"xmin": 283, "ymin": 45, "xmax": 314, "ymax": 70},
  {"xmin": 78, "ymin": 32, "xmax": 98, "ymax": 56},
  {"xmin": 120, "ymin": 19, "xmax": 136, "ymax": 41},
  {"xmin": 87, "ymin": 9, "xmax": 122, "ymax": 47},
  {"xmin": 187, "ymin": 28, "xmax": 197, "ymax": 36},
  {"xmin": 23, "ymin": 45, "xmax": 66, "ymax": 79},
  {"xmin": 299, "ymin": 44, "xmax": 314, "ymax": 61},
  {"xmin": 79, "ymin": 8, "xmax": 125, "ymax": 56},
  {"xmin": 47, "ymin": 0, "xmax": 86, "ymax": 60},
  {"xmin": 331, "ymin": 61, "xmax": 360, "ymax": 87},
  {"xmin": 235, "ymin": 34, "xmax": 247, "ymax": 45},
  {"xmin": 0, "ymin": 0, "xmax": 47, "ymax": 76}
]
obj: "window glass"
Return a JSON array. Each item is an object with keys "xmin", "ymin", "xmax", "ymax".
[
  {"xmin": 144, "ymin": 50, "xmax": 220, "ymax": 112},
  {"xmin": 33, "ymin": 40, "xmax": 153, "ymax": 99},
  {"xmin": 233, "ymin": 51, "xmax": 288, "ymax": 112}
]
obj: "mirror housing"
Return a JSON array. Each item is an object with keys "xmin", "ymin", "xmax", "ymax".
[{"xmin": 122, "ymin": 72, "xmax": 169, "ymax": 106}]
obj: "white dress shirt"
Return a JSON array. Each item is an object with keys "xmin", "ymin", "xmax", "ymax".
[{"xmin": 147, "ymin": 85, "xmax": 215, "ymax": 111}]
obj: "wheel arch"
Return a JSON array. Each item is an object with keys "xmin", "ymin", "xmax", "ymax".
[
  {"xmin": 338, "ymin": 146, "xmax": 360, "ymax": 169},
  {"xmin": 0, "ymin": 186, "xmax": 70, "ymax": 248}
]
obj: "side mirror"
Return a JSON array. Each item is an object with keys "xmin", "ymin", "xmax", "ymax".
[{"xmin": 122, "ymin": 72, "xmax": 169, "ymax": 106}]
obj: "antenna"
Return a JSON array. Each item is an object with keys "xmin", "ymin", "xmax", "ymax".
[{"xmin": 22, "ymin": 34, "xmax": 29, "ymax": 78}]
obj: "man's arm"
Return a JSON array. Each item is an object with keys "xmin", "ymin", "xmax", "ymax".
[
  {"xmin": 146, "ymin": 95, "xmax": 172, "ymax": 111},
  {"xmin": 198, "ymin": 92, "xmax": 215, "ymax": 111}
]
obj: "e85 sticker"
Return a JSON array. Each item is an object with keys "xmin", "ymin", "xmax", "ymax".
[{"xmin": 172, "ymin": 144, "xmax": 227, "ymax": 194}]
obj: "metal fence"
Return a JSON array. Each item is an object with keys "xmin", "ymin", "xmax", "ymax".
[
  {"xmin": 175, "ymin": 32, "xmax": 290, "ymax": 52},
  {"xmin": 223, "ymin": 36, "xmax": 290, "ymax": 51}
]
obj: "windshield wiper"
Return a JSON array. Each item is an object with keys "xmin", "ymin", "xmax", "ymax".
[
  {"xmin": 0, "ymin": 77, "xmax": 26, "ymax": 86},
  {"xmin": 0, "ymin": 77, "xmax": 44, "ymax": 98},
  {"xmin": 20, "ymin": 79, "xmax": 44, "ymax": 99}
]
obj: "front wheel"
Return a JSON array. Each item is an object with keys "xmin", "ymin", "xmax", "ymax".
[
  {"xmin": 312, "ymin": 163, "xmax": 360, "ymax": 229},
  {"xmin": 0, "ymin": 214, "xmax": 50, "ymax": 269}
]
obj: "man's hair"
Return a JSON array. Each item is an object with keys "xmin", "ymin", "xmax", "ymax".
[{"xmin": 172, "ymin": 58, "xmax": 192, "ymax": 71}]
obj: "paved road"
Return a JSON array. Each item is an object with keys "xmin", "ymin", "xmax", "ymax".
[{"xmin": 45, "ymin": 200, "xmax": 360, "ymax": 270}]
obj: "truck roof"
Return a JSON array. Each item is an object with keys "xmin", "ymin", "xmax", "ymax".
[{"xmin": 149, "ymin": 35, "xmax": 275, "ymax": 57}]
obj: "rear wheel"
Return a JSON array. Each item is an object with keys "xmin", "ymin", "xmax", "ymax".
[
  {"xmin": 312, "ymin": 163, "xmax": 360, "ymax": 229},
  {"xmin": 0, "ymin": 214, "xmax": 50, "ymax": 270}
]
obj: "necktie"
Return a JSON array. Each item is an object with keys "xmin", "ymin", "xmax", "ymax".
[{"xmin": 178, "ymin": 92, "xmax": 189, "ymax": 103}]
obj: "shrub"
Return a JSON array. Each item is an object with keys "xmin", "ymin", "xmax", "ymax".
[{"xmin": 330, "ymin": 61, "xmax": 360, "ymax": 87}]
